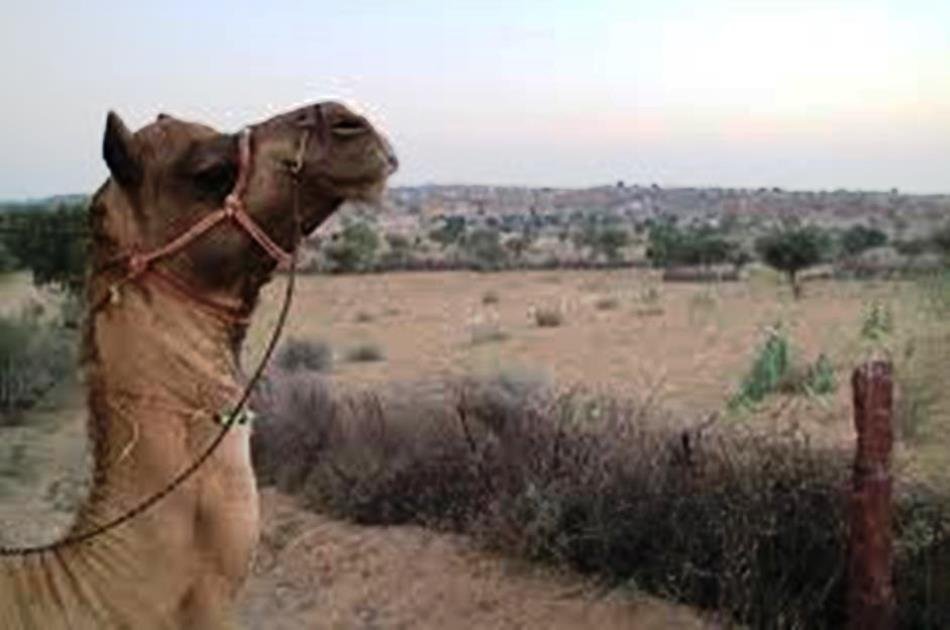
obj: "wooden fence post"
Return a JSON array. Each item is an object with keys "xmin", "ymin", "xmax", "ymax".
[{"xmin": 848, "ymin": 360, "xmax": 896, "ymax": 630}]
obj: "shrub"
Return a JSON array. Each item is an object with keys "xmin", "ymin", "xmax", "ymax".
[
  {"xmin": 931, "ymin": 222, "xmax": 950, "ymax": 262},
  {"xmin": 481, "ymin": 290, "xmax": 500, "ymax": 305},
  {"xmin": 574, "ymin": 222, "xmax": 630, "ymax": 264},
  {"xmin": 346, "ymin": 342, "xmax": 385, "ymax": 362},
  {"xmin": 0, "ymin": 311, "xmax": 75, "ymax": 420},
  {"xmin": 860, "ymin": 300, "xmax": 895, "ymax": 343},
  {"xmin": 0, "ymin": 242, "xmax": 18, "ymax": 273},
  {"xmin": 323, "ymin": 221, "xmax": 380, "ymax": 273},
  {"xmin": 729, "ymin": 326, "xmax": 791, "ymax": 410},
  {"xmin": 594, "ymin": 296, "xmax": 620, "ymax": 310},
  {"xmin": 730, "ymin": 327, "xmax": 838, "ymax": 408},
  {"xmin": 354, "ymin": 310, "xmax": 375, "ymax": 323},
  {"xmin": 462, "ymin": 228, "xmax": 508, "ymax": 271},
  {"xmin": 839, "ymin": 225, "xmax": 888, "ymax": 258},
  {"xmin": 646, "ymin": 221, "xmax": 734, "ymax": 268},
  {"xmin": 0, "ymin": 443, "xmax": 35, "ymax": 497},
  {"xmin": 803, "ymin": 354, "xmax": 837, "ymax": 396},
  {"xmin": 253, "ymin": 373, "xmax": 949, "ymax": 627},
  {"xmin": 533, "ymin": 307, "xmax": 563, "ymax": 328},
  {"xmin": 276, "ymin": 338, "xmax": 333, "ymax": 372}
]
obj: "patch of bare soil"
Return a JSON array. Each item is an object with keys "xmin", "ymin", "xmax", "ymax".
[{"xmin": 241, "ymin": 489, "xmax": 708, "ymax": 630}]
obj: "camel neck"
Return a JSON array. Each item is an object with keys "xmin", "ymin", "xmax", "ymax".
[{"xmin": 74, "ymin": 277, "xmax": 249, "ymax": 533}]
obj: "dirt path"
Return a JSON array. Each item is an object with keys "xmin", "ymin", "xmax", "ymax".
[{"xmin": 241, "ymin": 490, "xmax": 707, "ymax": 630}]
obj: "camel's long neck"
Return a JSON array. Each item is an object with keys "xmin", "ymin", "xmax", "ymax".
[
  {"xmin": 0, "ymin": 278, "xmax": 254, "ymax": 630},
  {"xmin": 75, "ymin": 277, "xmax": 246, "ymax": 533}
]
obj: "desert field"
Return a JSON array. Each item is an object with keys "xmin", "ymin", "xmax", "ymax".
[{"xmin": 250, "ymin": 269, "xmax": 915, "ymax": 432}]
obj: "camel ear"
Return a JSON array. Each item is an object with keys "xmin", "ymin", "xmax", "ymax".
[{"xmin": 103, "ymin": 111, "xmax": 142, "ymax": 187}]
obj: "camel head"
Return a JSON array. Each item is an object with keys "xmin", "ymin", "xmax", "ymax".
[{"xmin": 95, "ymin": 101, "xmax": 397, "ymax": 303}]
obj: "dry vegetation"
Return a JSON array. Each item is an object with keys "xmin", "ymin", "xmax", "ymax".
[{"xmin": 245, "ymin": 268, "xmax": 950, "ymax": 627}]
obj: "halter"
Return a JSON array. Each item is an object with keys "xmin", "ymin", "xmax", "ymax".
[{"xmin": 94, "ymin": 122, "xmax": 312, "ymax": 324}]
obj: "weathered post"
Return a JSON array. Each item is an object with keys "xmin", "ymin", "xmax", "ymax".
[{"xmin": 848, "ymin": 360, "xmax": 896, "ymax": 630}]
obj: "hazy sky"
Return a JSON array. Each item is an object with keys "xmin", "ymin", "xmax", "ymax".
[{"xmin": 2, "ymin": 0, "xmax": 949, "ymax": 197}]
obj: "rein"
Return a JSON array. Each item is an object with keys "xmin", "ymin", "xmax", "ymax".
[{"xmin": 0, "ymin": 121, "xmax": 314, "ymax": 557}]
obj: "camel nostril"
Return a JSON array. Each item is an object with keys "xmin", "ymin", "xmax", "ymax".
[{"xmin": 331, "ymin": 117, "xmax": 369, "ymax": 138}]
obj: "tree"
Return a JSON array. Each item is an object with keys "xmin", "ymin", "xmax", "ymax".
[
  {"xmin": 0, "ymin": 203, "xmax": 88, "ymax": 293},
  {"xmin": 572, "ymin": 218, "xmax": 630, "ymax": 264},
  {"xmin": 0, "ymin": 242, "xmax": 18, "ymax": 273},
  {"xmin": 503, "ymin": 227, "xmax": 537, "ymax": 263},
  {"xmin": 893, "ymin": 238, "xmax": 929, "ymax": 260},
  {"xmin": 755, "ymin": 225, "xmax": 832, "ymax": 298},
  {"xmin": 381, "ymin": 232, "xmax": 412, "ymax": 269},
  {"xmin": 428, "ymin": 216, "xmax": 466, "ymax": 249},
  {"xmin": 646, "ymin": 222, "xmax": 733, "ymax": 268},
  {"xmin": 462, "ymin": 228, "xmax": 507, "ymax": 270},
  {"xmin": 323, "ymin": 221, "xmax": 379, "ymax": 272},
  {"xmin": 593, "ymin": 227, "xmax": 630, "ymax": 263},
  {"xmin": 839, "ymin": 225, "xmax": 888, "ymax": 258},
  {"xmin": 932, "ymin": 223, "xmax": 950, "ymax": 262}
]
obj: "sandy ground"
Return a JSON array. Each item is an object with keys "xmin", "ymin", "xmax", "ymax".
[{"xmin": 241, "ymin": 490, "xmax": 708, "ymax": 630}]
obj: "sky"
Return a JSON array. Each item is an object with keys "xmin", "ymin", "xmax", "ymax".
[{"xmin": 1, "ymin": 0, "xmax": 949, "ymax": 197}]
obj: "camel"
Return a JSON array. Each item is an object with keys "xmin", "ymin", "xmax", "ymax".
[{"xmin": 0, "ymin": 101, "xmax": 397, "ymax": 629}]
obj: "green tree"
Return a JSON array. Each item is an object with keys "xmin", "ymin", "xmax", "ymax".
[
  {"xmin": 933, "ymin": 223, "xmax": 950, "ymax": 263},
  {"xmin": 572, "ymin": 218, "xmax": 630, "ymax": 264},
  {"xmin": 594, "ymin": 227, "xmax": 630, "ymax": 263},
  {"xmin": 381, "ymin": 232, "xmax": 412, "ymax": 268},
  {"xmin": 893, "ymin": 238, "xmax": 929, "ymax": 259},
  {"xmin": 428, "ymin": 216, "xmax": 466, "ymax": 249},
  {"xmin": 323, "ymin": 221, "xmax": 380, "ymax": 272},
  {"xmin": 503, "ymin": 228, "xmax": 537, "ymax": 263},
  {"xmin": 0, "ymin": 242, "xmax": 18, "ymax": 273},
  {"xmin": 646, "ymin": 222, "xmax": 732, "ymax": 268},
  {"xmin": 839, "ymin": 224, "xmax": 888, "ymax": 258},
  {"xmin": 0, "ymin": 203, "xmax": 88, "ymax": 293},
  {"xmin": 755, "ymin": 225, "xmax": 832, "ymax": 299},
  {"xmin": 462, "ymin": 228, "xmax": 507, "ymax": 270}
]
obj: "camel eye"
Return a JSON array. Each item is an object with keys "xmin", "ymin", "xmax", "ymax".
[{"xmin": 194, "ymin": 161, "xmax": 237, "ymax": 197}]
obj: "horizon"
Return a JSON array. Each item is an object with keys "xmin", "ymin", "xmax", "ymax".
[
  {"xmin": 5, "ymin": 179, "xmax": 946, "ymax": 207},
  {"xmin": 2, "ymin": 1, "xmax": 949, "ymax": 197}
]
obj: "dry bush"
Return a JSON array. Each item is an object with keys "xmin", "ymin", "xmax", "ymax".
[
  {"xmin": 482, "ymin": 290, "xmax": 501, "ymax": 305},
  {"xmin": 354, "ymin": 310, "xmax": 375, "ymax": 323},
  {"xmin": 533, "ymin": 307, "xmax": 564, "ymax": 327},
  {"xmin": 253, "ymin": 371, "xmax": 949, "ymax": 628},
  {"xmin": 594, "ymin": 296, "xmax": 621, "ymax": 310},
  {"xmin": 275, "ymin": 337, "xmax": 333, "ymax": 373},
  {"xmin": 345, "ymin": 342, "xmax": 385, "ymax": 362},
  {"xmin": 0, "ymin": 309, "xmax": 76, "ymax": 421}
]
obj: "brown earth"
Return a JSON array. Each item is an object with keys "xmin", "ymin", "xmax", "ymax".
[{"xmin": 241, "ymin": 490, "xmax": 708, "ymax": 630}]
